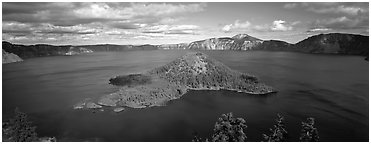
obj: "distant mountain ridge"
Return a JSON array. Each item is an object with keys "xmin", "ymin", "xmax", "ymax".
[
  {"xmin": 2, "ymin": 41, "xmax": 158, "ymax": 59},
  {"xmin": 2, "ymin": 33, "xmax": 369, "ymax": 60},
  {"xmin": 160, "ymin": 33, "xmax": 368, "ymax": 56}
]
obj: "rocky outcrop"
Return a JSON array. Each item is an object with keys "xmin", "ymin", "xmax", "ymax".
[
  {"xmin": 113, "ymin": 107, "xmax": 125, "ymax": 113},
  {"xmin": 77, "ymin": 52, "xmax": 275, "ymax": 111},
  {"xmin": 2, "ymin": 49, "xmax": 23, "ymax": 64},
  {"xmin": 186, "ymin": 34, "xmax": 263, "ymax": 50},
  {"xmin": 65, "ymin": 47, "xmax": 93, "ymax": 56}
]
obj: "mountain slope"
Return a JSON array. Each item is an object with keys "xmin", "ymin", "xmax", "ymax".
[{"xmin": 293, "ymin": 33, "xmax": 368, "ymax": 56}]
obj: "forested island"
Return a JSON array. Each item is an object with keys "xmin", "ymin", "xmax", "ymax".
[{"xmin": 75, "ymin": 52, "xmax": 275, "ymax": 111}]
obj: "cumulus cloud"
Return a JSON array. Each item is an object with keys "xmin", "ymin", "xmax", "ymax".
[
  {"xmin": 222, "ymin": 19, "xmax": 298, "ymax": 33},
  {"xmin": 222, "ymin": 20, "xmax": 251, "ymax": 32},
  {"xmin": 2, "ymin": 2, "xmax": 206, "ymax": 44},
  {"xmin": 271, "ymin": 20, "xmax": 293, "ymax": 31}
]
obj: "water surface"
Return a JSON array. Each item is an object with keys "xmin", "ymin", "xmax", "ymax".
[{"xmin": 3, "ymin": 50, "xmax": 368, "ymax": 141}]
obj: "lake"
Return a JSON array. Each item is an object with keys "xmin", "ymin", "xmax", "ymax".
[{"xmin": 2, "ymin": 50, "xmax": 368, "ymax": 141}]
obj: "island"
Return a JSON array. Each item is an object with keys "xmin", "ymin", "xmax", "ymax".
[{"xmin": 74, "ymin": 52, "xmax": 275, "ymax": 111}]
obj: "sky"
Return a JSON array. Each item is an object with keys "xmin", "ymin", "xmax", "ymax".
[{"xmin": 2, "ymin": 2, "xmax": 369, "ymax": 45}]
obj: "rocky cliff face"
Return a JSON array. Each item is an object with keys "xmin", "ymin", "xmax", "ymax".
[
  {"xmin": 2, "ymin": 49, "xmax": 23, "ymax": 64},
  {"xmin": 186, "ymin": 34, "xmax": 264, "ymax": 50}
]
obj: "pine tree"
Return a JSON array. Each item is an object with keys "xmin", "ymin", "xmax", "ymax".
[
  {"xmin": 211, "ymin": 112, "xmax": 247, "ymax": 142},
  {"xmin": 3, "ymin": 108, "xmax": 38, "ymax": 142},
  {"xmin": 299, "ymin": 117, "xmax": 319, "ymax": 142},
  {"xmin": 262, "ymin": 114, "xmax": 288, "ymax": 142}
]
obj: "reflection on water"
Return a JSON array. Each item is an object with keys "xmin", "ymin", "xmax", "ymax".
[{"xmin": 3, "ymin": 50, "xmax": 368, "ymax": 141}]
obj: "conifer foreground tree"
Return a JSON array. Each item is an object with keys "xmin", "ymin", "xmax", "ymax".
[
  {"xmin": 262, "ymin": 114, "xmax": 288, "ymax": 142},
  {"xmin": 3, "ymin": 108, "xmax": 38, "ymax": 142},
  {"xmin": 191, "ymin": 113, "xmax": 320, "ymax": 142},
  {"xmin": 299, "ymin": 117, "xmax": 320, "ymax": 142},
  {"xmin": 211, "ymin": 112, "xmax": 247, "ymax": 142}
]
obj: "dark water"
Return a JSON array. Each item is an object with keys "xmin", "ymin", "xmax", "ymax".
[{"xmin": 2, "ymin": 50, "xmax": 368, "ymax": 141}]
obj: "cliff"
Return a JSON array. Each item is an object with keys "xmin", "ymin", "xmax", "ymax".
[
  {"xmin": 75, "ymin": 52, "xmax": 275, "ymax": 110},
  {"xmin": 186, "ymin": 34, "xmax": 263, "ymax": 50},
  {"xmin": 2, "ymin": 49, "xmax": 23, "ymax": 64}
]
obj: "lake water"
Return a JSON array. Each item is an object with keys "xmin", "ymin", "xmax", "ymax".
[{"xmin": 2, "ymin": 50, "xmax": 368, "ymax": 141}]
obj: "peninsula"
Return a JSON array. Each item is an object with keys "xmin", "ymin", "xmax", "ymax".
[{"xmin": 75, "ymin": 52, "xmax": 275, "ymax": 111}]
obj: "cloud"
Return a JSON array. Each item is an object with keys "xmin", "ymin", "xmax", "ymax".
[
  {"xmin": 107, "ymin": 21, "xmax": 144, "ymax": 29},
  {"xmin": 2, "ymin": 2, "xmax": 206, "ymax": 44},
  {"xmin": 3, "ymin": 2, "xmax": 206, "ymax": 26},
  {"xmin": 222, "ymin": 20, "xmax": 251, "ymax": 32},
  {"xmin": 306, "ymin": 28, "xmax": 332, "ymax": 32},
  {"xmin": 2, "ymin": 21, "xmax": 34, "ymax": 34},
  {"xmin": 222, "ymin": 19, "xmax": 298, "ymax": 33},
  {"xmin": 124, "ymin": 3, "xmax": 206, "ymax": 18},
  {"xmin": 284, "ymin": 3, "xmax": 297, "ymax": 9},
  {"xmin": 271, "ymin": 20, "xmax": 293, "ymax": 31},
  {"xmin": 311, "ymin": 16, "xmax": 368, "ymax": 30},
  {"xmin": 284, "ymin": 2, "xmax": 368, "ymax": 16},
  {"xmin": 284, "ymin": 3, "xmax": 368, "ymax": 32},
  {"xmin": 255, "ymin": 20, "xmax": 298, "ymax": 32},
  {"xmin": 307, "ymin": 5, "xmax": 367, "ymax": 15},
  {"xmin": 141, "ymin": 24, "xmax": 200, "ymax": 35}
]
